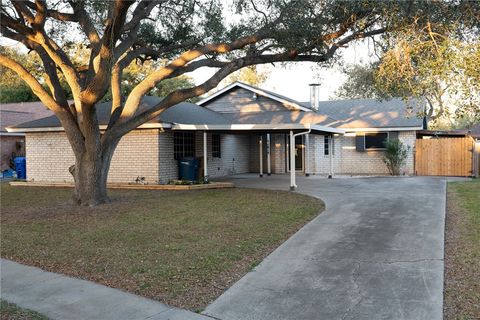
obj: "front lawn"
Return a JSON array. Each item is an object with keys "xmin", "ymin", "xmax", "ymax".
[
  {"xmin": 0, "ymin": 184, "xmax": 323, "ymax": 311},
  {"xmin": 444, "ymin": 179, "xmax": 480, "ymax": 319},
  {"xmin": 0, "ymin": 300, "xmax": 49, "ymax": 320}
]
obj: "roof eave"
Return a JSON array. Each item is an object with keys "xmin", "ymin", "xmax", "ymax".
[
  {"xmin": 342, "ymin": 126, "xmax": 423, "ymax": 132},
  {"xmin": 173, "ymin": 123, "xmax": 345, "ymax": 134},
  {"xmin": 6, "ymin": 122, "xmax": 172, "ymax": 133}
]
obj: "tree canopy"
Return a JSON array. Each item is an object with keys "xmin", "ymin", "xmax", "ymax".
[
  {"xmin": 335, "ymin": 23, "xmax": 480, "ymax": 128},
  {"xmin": 1, "ymin": 0, "xmax": 478, "ymax": 205}
]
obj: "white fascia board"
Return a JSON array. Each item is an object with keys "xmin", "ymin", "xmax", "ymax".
[
  {"xmin": 197, "ymin": 81, "xmax": 311, "ymax": 112},
  {"xmin": 6, "ymin": 123, "xmax": 172, "ymax": 133},
  {"xmin": 311, "ymin": 125, "xmax": 345, "ymax": 134},
  {"xmin": 343, "ymin": 126, "xmax": 423, "ymax": 132},
  {"xmin": 173, "ymin": 123, "xmax": 344, "ymax": 134},
  {"xmin": 0, "ymin": 132, "xmax": 25, "ymax": 136}
]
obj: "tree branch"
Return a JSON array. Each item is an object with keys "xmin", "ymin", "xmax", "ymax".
[
  {"xmin": 0, "ymin": 54, "xmax": 62, "ymax": 112},
  {"xmin": 119, "ymin": 33, "xmax": 268, "ymax": 120},
  {"xmin": 81, "ymin": 0, "xmax": 134, "ymax": 106}
]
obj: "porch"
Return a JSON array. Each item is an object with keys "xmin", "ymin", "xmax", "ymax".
[{"xmin": 175, "ymin": 123, "xmax": 344, "ymax": 190}]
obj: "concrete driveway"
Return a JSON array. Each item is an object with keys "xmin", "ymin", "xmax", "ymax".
[{"xmin": 204, "ymin": 175, "xmax": 446, "ymax": 320}]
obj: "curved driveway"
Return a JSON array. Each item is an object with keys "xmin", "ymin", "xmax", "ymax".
[{"xmin": 204, "ymin": 175, "xmax": 446, "ymax": 320}]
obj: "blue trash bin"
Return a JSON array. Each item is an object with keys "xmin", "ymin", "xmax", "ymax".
[
  {"xmin": 14, "ymin": 156, "xmax": 26, "ymax": 179},
  {"xmin": 178, "ymin": 157, "xmax": 199, "ymax": 181}
]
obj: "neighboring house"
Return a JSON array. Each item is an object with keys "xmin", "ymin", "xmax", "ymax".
[
  {"xmin": 6, "ymin": 82, "xmax": 424, "ymax": 185},
  {"xmin": 0, "ymin": 101, "xmax": 53, "ymax": 171}
]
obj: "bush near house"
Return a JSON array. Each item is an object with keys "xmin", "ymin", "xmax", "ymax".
[{"xmin": 383, "ymin": 139, "xmax": 409, "ymax": 175}]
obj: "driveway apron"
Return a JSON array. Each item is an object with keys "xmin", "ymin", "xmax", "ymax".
[{"xmin": 204, "ymin": 175, "xmax": 446, "ymax": 320}]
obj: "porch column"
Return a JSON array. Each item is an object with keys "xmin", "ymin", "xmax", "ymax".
[
  {"xmin": 266, "ymin": 133, "xmax": 271, "ymax": 176},
  {"xmin": 328, "ymin": 134, "xmax": 333, "ymax": 179},
  {"xmin": 203, "ymin": 131, "xmax": 208, "ymax": 182},
  {"xmin": 290, "ymin": 130, "xmax": 296, "ymax": 190},
  {"xmin": 305, "ymin": 134, "xmax": 310, "ymax": 177},
  {"xmin": 259, "ymin": 135, "xmax": 263, "ymax": 177}
]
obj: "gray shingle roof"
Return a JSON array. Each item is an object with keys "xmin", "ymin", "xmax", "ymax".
[
  {"xmin": 222, "ymin": 111, "xmax": 338, "ymax": 127},
  {"xmin": 300, "ymin": 97, "xmax": 424, "ymax": 128},
  {"xmin": 9, "ymin": 96, "xmax": 230, "ymax": 129},
  {"xmin": 7, "ymin": 89, "xmax": 425, "ymax": 132},
  {"xmin": 0, "ymin": 101, "xmax": 53, "ymax": 132}
]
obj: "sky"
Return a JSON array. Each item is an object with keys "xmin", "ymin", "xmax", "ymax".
[{"xmin": 188, "ymin": 38, "xmax": 378, "ymax": 102}]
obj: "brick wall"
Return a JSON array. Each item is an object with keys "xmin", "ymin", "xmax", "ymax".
[
  {"xmin": 25, "ymin": 129, "xmax": 417, "ymax": 183},
  {"xmin": 338, "ymin": 131, "xmax": 416, "ymax": 175},
  {"xmin": 194, "ymin": 132, "xmax": 250, "ymax": 178},
  {"xmin": 271, "ymin": 134, "xmax": 286, "ymax": 173},
  {"xmin": 26, "ymin": 130, "xmax": 161, "ymax": 183},
  {"xmin": 308, "ymin": 134, "xmax": 342, "ymax": 175},
  {"xmin": 25, "ymin": 130, "xmax": 252, "ymax": 184},
  {"xmin": 26, "ymin": 132, "xmax": 76, "ymax": 182}
]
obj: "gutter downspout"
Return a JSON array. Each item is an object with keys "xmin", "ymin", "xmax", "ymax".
[
  {"xmin": 290, "ymin": 129, "xmax": 311, "ymax": 191},
  {"xmin": 259, "ymin": 135, "xmax": 263, "ymax": 178},
  {"xmin": 305, "ymin": 134, "xmax": 310, "ymax": 177},
  {"xmin": 328, "ymin": 134, "xmax": 334, "ymax": 179},
  {"xmin": 267, "ymin": 133, "xmax": 271, "ymax": 176},
  {"xmin": 203, "ymin": 131, "xmax": 208, "ymax": 183}
]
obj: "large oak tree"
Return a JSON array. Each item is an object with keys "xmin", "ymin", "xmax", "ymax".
[{"xmin": 1, "ymin": 0, "xmax": 477, "ymax": 205}]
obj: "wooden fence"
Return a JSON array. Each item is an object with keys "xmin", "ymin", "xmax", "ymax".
[{"xmin": 415, "ymin": 137, "xmax": 474, "ymax": 177}]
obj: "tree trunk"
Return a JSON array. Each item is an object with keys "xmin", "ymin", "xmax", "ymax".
[{"xmin": 71, "ymin": 142, "xmax": 118, "ymax": 206}]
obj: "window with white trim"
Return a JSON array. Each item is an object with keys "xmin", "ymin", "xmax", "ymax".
[{"xmin": 174, "ymin": 132, "xmax": 195, "ymax": 160}]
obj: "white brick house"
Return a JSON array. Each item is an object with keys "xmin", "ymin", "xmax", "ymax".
[{"xmin": 6, "ymin": 82, "xmax": 424, "ymax": 185}]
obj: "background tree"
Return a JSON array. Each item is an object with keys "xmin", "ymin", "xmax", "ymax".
[
  {"xmin": 335, "ymin": 62, "xmax": 385, "ymax": 100},
  {"xmin": 0, "ymin": 47, "xmax": 45, "ymax": 102},
  {"xmin": 222, "ymin": 65, "xmax": 270, "ymax": 86},
  {"xmin": 1, "ymin": 0, "xmax": 478, "ymax": 205},
  {"xmin": 335, "ymin": 27, "xmax": 480, "ymax": 129}
]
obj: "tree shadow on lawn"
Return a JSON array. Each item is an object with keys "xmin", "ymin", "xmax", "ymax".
[{"xmin": 0, "ymin": 184, "xmax": 324, "ymax": 311}]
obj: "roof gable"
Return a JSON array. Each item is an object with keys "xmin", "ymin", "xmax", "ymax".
[{"xmin": 198, "ymin": 82, "xmax": 311, "ymax": 113}]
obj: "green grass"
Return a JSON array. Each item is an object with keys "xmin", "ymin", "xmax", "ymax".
[
  {"xmin": 0, "ymin": 300, "xmax": 49, "ymax": 320},
  {"xmin": 0, "ymin": 184, "xmax": 323, "ymax": 310},
  {"xmin": 444, "ymin": 179, "xmax": 480, "ymax": 320}
]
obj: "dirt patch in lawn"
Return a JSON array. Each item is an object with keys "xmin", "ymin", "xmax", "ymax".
[
  {"xmin": 0, "ymin": 185, "xmax": 323, "ymax": 311},
  {"xmin": 444, "ymin": 180, "xmax": 480, "ymax": 319}
]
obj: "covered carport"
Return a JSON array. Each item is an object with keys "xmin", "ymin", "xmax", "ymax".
[{"xmin": 171, "ymin": 122, "xmax": 344, "ymax": 190}]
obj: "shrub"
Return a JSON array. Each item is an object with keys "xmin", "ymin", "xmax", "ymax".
[{"xmin": 383, "ymin": 139, "xmax": 409, "ymax": 175}]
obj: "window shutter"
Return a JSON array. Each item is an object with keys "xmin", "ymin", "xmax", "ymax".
[
  {"xmin": 356, "ymin": 133, "xmax": 365, "ymax": 152},
  {"xmin": 389, "ymin": 131, "xmax": 399, "ymax": 141}
]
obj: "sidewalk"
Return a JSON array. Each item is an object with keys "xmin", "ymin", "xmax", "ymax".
[{"xmin": 1, "ymin": 259, "xmax": 211, "ymax": 320}]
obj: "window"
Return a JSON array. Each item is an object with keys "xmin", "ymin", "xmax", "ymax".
[
  {"xmin": 324, "ymin": 135, "xmax": 334, "ymax": 156},
  {"xmin": 212, "ymin": 134, "xmax": 221, "ymax": 158},
  {"xmin": 365, "ymin": 132, "xmax": 389, "ymax": 149},
  {"xmin": 324, "ymin": 136, "xmax": 330, "ymax": 155},
  {"xmin": 174, "ymin": 132, "xmax": 195, "ymax": 160}
]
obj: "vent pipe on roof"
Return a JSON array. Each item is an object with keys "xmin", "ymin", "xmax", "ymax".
[{"xmin": 309, "ymin": 83, "xmax": 320, "ymax": 111}]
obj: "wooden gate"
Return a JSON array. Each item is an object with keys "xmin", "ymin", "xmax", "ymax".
[{"xmin": 415, "ymin": 137, "xmax": 473, "ymax": 176}]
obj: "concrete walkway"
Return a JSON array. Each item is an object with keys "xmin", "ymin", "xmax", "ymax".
[
  {"xmin": 204, "ymin": 175, "xmax": 447, "ymax": 320},
  {"xmin": 1, "ymin": 259, "xmax": 210, "ymax": 320}
]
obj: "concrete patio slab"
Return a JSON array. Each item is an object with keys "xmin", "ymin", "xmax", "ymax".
[
  {"xmin": 1, "ymin": 259, "xmax": 210, "ymax": 320},
  {"xmin": 204, "ymin": 175, "xmax": 447, "ymax": 320}
]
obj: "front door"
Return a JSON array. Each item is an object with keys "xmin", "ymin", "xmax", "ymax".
[{"xmin": 286, "ymin": 135, "xmax": 304, "ymax": 172}]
